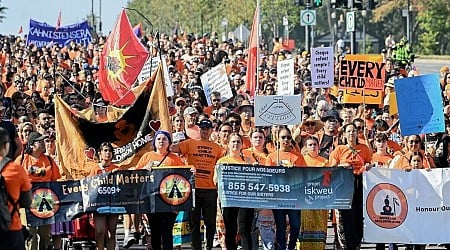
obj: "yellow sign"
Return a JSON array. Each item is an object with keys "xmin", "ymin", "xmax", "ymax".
[
  {"xmin": 342, "ymin": 88, "xmax": 383, "ymax": 105},
  {"xmin": 344, "ymin": 54, "xmax": 383, "ymax": 62}
]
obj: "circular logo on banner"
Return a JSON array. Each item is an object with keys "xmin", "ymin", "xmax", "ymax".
[
  {"xmin": 366, "ymin": 183, "xmax": 408, "ymax": 229},
  {"xmin": 159, "ymin": 174, "xmax": 191, "ymax": 206},
  {"xmin": 30, "ymin": 188, "xmax": 60, "ymax": 219}
]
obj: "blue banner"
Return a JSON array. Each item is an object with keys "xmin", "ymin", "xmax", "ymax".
[
  {"xmin": 26, "ymin": 168, "xmax": 193, "ymax": 226},
  {"xmin": 26, "ymin": 19, "xmax": 92, "ymax": 48},
  {"xmin": 217, "ymin": 164, "xmax": 354, "ymax": 209}
]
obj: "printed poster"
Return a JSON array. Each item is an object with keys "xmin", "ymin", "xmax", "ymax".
[
  {"xmin": 200, "ymin": 63, "xmax": 234, "ymax": 105},
  {"xmin": 254, "ymin": 95, "xmax": 302, "ymax": 126},
  {"xmin": 277, "ymin": 59, "xmax": 295, "ymax": 95},
  {"xmin": 311, "ymin": 47, "xmax": 334, "ymax": 88}
]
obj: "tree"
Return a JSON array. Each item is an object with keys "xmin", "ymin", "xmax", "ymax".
[{"xmin": 0, "ymin": 1, "xmax": 8, "ymax": 23}]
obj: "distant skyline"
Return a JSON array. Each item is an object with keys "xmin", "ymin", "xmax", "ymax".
[{"xmin": 0, "ymin": 0, "xmax": 129, "ymax": 36}]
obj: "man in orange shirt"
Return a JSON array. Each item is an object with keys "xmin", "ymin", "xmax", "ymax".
[
  {"xmin": 16, "ymin": 132, "xmax": 61, "ymax": 250},
  {"xmin": 0, "ymin": 127, "xmax": 32, "ymax": 250},
  {"xmin": 171, "ymin": 119, "xmax": 222, "ymax": 250}
]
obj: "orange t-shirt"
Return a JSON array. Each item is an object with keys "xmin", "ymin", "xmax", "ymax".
[
  {"xmin": 328, "ymin": 144, "xmax": 372, "ymax": 175},
  {"xmin": 265, "ymin": 150, "xmax": 307, "ymax": 167},
  {"xmin": 371, "ymin": 153, "xmax": 393, "ymax": 167},
  {"xmin": 16, "ymin": 154, "xmax": 61, "ymax": 182},
  {"xmin": 88, "ymin": 163, "xmax": 119, "ymax": 177},
  {"xmin": 178, "ymin": 139, "xmax": 222, "ymax": 189},
  {"xmin": 2, "ymin": 160, "xmax": 32, "ymax": 231},
  {"xmin": 243, "ymin": 148, "xmax": 268, "ymax": 165},
  {"xmin": 135, "ymin": 151, "xmax": 184, "ymax": 169},
  {"xmin": 303, "ymin": 153, "xmax": 329, "ymax": 167},
  {"xmin": 390, "ymin": 149, "xmax": 433, "ymax": 170}
]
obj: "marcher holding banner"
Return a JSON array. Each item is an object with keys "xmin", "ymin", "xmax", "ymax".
[
  {"xmin": 299, "ymin": 136, "xmax": 329, "ymax": 250},
  {"xmin": 216, "ymin": 133, "xmax": 253, "ymax": 250},
  {"xmin": 136, "ymin": 130, "xmax": 185, "ymax": 250},
  {"xmin": 171, "ymin": 119, "xmax": 222, "ymax": 250},
  {"xmin": 329, "ymin": 123, "xmax": 372, "ymax": 250},
  {"xmin": 17, "ymin": 132, "xmax": 61, "ymax": 250},
  {"xmin": 265, "ymin": 127, "xmax": 306, "ymax": 250},
  {"xmin": 88, "ymin": 142, "xmax": 119, "ymax": 250},
  {"xmin": 390, "ymin": 135, "xmax": 435, "ymax": 170}
]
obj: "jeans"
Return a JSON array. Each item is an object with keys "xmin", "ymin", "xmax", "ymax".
[
  {"xmin": 147, "ymin": 212, "xmax": 177, "ymax": 250},
  {"xmin": 190, "ymin": 189, "xmax": 218, "ymax": 250},
  {"xmin": 0, "ymin": 230, "xmax": 25, "ymax": 250},
  {"xmin": 272, "ymin": 209, "xmax": 301, "ymax": 250},
  {"xmin": 222, "ymin": 207, "xmax": 254, "ymax": 250}
]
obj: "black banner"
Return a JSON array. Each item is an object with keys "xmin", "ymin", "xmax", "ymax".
[{"xmin": 26, "ymin": 168, "xmax": 193, "ymax": 226}]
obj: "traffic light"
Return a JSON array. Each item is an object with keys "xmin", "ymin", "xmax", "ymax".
[
  {"xmin": 331, "ymin": 0, "xmax": 349, "ymax": 9},
  {"xmin": 367, "ymin": 0, "xmax": 379, "ymax": 9},
  {"xmin": 353, "ymin": 0, "xmax": 363, "ymax": 10},
  {"xmin": 313, "ymin": 0, "xmax": 323, "ymax": 7}
]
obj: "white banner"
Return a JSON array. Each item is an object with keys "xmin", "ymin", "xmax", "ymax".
[
  {"xmin": 200, "ymin": 63, "xmax": 233, "ymax": 106},
  {"xmin": 277, "ymin": 59, "xmax": 295, "ymax": 95},
  {"xmin": 254, "ymin": 95, "xmax": 301, "ymax": 126},
  {"xmin": 311, "ymin": 47, "xmax": 334, "ymax": 88},
  {"xmin": 363, "ymin": 168, "xmax": 450, "ymax": 244},
  {"xmin": 136, "ymin": 56, "xmax": 174, "ymax": 97}
]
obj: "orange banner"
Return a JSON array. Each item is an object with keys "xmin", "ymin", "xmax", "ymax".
[{"xmin": 342, "ymin": 88, "xmax": 383, "ymax": 105}]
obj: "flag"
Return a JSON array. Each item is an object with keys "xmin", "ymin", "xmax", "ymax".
[
  {"xmin": 18, "ymin": 26, "xmax": 23, "ymax": 34},
  {"xmin": 55, "ymin": 65, "xmax": 170, "ymax": 179},
  {"xmin": 56, "ymin": 10, "xmax": 62, "ymax": 30},
  {"xmin": 99, "ymin": 9, "xmax": 149, "ymax": 106},
  {"xmin": 245, "ymin": 5, "xmax": 259, "ymax": 98},
  {"xmin": 133, "ymin": 22, "xmax": 143, "ymax": 38}
]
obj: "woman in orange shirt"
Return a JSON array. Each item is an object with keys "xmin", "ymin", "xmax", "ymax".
[
  {"xmin": 89, "ymin": 142, "xmax": 119, "ymax": 250},
  {"xmin": 265, "ymin": 127, "xmax": 305, "ymax": 250},
  {"xmin": 135, "ymin": 130, "xmax": 184, "ymax": 250},
  {"xmin": 371, "ymin": 133, "xmax": 393, "ymax": 167},
  {"xmin": 329, "ymin": 123, "xmax": 372, "ymax": 250},
  {"xmin": 299, "ymin": 136, "xmax": 329, "ymax": 250},
  {"xmin": 216, "ymin": 133, "xmax": 253, "ymax": 250},
  {"xmin": 390, "ymin": 135, "xmax": 435, "ymax": 169}
]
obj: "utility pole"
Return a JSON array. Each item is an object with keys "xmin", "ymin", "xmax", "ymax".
[
  {"xmin": 406, "ymin": 0, "xmax": 411, "ymax": 43},
  {"xmin": 305, "ymin": 0, "xmax": 310, "ymax": 51},
  {"xmin": 349, "ymin": 1, "xmax": 355, "ymax": 54}
]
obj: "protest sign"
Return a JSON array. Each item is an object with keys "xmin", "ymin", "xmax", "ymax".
[
  {"xmin": 26, "ymin": 168, "xmax": 193, "ymax": 226},
  {"xmin": 395, "ymin": 74, "xmax": 444, "ymax": 136},
  {"xmin": 27, "ymin": 19, "xmax": 92, "ymax": 47},
  {"xmin": 311, "ymin": 47, "xmax": 334, "ymax": 88},
  {"xmin": 200, "ymin": 63, "xmax": 234, "ymax": 105},
  {"xmin": 277, "ymin": 59, "xmax": 295, "ymax": 95},
  {"xmin": 344, "ymin": 54, "xmax": 383, "ymax": 62},
  {"xmin": 136, "ymin": 56, "xmax": 174, "ymax": 96},
  {"xmin": 364, "ymin": 168, "xmax": 450, "ymax": 244},
  {"xmin": 338, "ymin": 58, "xmax": 386, "ymax": 90},
  {"xmin": 217, "ymin": 164, "xmax": 354, "ymax": 209},
  {"xmin": 254, "ymin": 95, "xmax": 302, "ymax": 126}
]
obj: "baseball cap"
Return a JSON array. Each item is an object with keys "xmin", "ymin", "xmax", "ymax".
[
  {"xmin": 198, "ymin": 119, "xmax": 213, "ymax": 129},
  {"xmin": 183, "ymin": 107, "xmax": 199, "ymax": 116},
  {"xmin": 28, "ymin": 132, "xmax": 46, "ymax": 144}
]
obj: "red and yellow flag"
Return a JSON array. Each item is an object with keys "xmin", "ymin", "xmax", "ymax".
[{"xmin": 99, "ymin": 9, "xmax": 149, "ymax": 106}]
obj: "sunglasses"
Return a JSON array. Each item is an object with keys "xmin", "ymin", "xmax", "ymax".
[
  {"xmin": 212, "ymin": 99, "xmax": 221, "ymax": 102},
  {"xmin": 17, "ymin": 108, "xmax": 26, "ymax": 112},
  {"xmin": 44, "ymin": 139, "xmax": 55, "ymax": 143},
  {"xmin": 409, "ymin": 140, "xmax": 420, "ymax": 144},
  {"xmin": 356, "ymin": 126, "xmax": 364, "ymax": 131},
  {"xmin": 375, "ymin": 139, "xmax": 386, "ymax": 143},
  {"xmin": 176, "ymin": 102, "xmax": 186, "ymax": 107},
  {"xmin": 304, "ymin": 122, "xmax": 315, "ymax": 127},
  {"xmin": 266, "ymin": 88, "xmax": 274, "ymax": 91},
  {"xmin": 280, "ymin": 135, "xmax": 292, "ymax": 140},
  {"xmin": 23, "ymin": 129, "xmax": 32, "ymax": 133},
  {"xmin": 220, "ymin": 129, "xmax": 232, "ymax": 133}
]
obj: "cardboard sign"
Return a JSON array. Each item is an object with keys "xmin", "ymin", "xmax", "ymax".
[
  {"xmin": 277, "ymin": 59, "xmax": 295, "ymax": 95},
  {"xmin": 342, "ymin": 88, "xmax": 383, "ymax": 105},
  {"xmin": 311, "ymin": 47, "xmax": 334, "ymax": 88},
  {"xmin": 200, "ymin": 63, "xmax": 234, "ymax": 106}
]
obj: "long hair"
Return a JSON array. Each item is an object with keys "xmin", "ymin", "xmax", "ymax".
[
  {"xmin": 226, "ymin": 133, "xmax": 245, "ymax": 161},
  {"xmin": 250, "ymin": 128, "xmax": 269, "ymax": 155}
]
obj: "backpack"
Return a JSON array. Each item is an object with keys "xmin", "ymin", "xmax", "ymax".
[{"xmin": 0, "ymin": 157, "xmax": 16, "ymax": 232}]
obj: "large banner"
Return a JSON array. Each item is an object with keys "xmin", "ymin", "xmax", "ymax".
[
  {"xmin": 217, "ymin": 164, "xmax": 354, "ymax": 209},
  {"xmin": 55, "ymin": 66, "xmax": 171, "ymax": 179},
  {"xmin": 26, "ymin": 168, "xmax": 193, "ymax": 226},
  {"xmin": 26, "ymin": 19, "xmax": 92, "ymax": 47},
  {"xmin": 363, "ymin": 168, "xmax": 450, "ymax": 244}
]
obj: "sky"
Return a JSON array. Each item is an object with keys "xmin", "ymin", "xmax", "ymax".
[{"xmin": 0, "ymin": 0, "xmax": 129, "ymax": 35}]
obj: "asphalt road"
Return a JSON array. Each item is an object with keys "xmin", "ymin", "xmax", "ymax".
[{"xmin": 414, "ymin": 58, "xmax": 450, "ymax": 75}]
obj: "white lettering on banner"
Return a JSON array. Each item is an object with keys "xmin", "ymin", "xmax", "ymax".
[
  {"xmin": 113, "ymin": 132, "xmax": 152, "ymax": 163},
  {"xmin": 363, "ymin": 168, "xmax": 450, "ymax": 244},
  {"xmin": 311, "ymin": 47, "xmax": 334, "ymax": 88}
]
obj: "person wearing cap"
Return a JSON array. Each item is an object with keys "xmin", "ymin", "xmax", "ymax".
[
  {"xmin": 16, "ymin": 132, "xmax": 61, "ymax": 250},
  {"xmin": 317, "ymin": 109, "xmax": 341, "ymax": 159},
  {"xmin": 171, "ymin": 119, "xmax": 223, "ymax": 250},
  {"xmin": 293, "ymin": 118, "xmax": 323, "ymax": 152},
  {"xmin": 93, "ymin": 99, "xmax": 108, "ymax": 123},
  {"xmin": 136, "ymin": 130, "xmax": 185, "ymax": 250},
  {"xmin": 235, "ymin": 100, "xmax": 254, "ymax": 137},
  {"xmin": 183, "ymin": 106, "xmax": 200, "ymax": 140},
  {"xmin": 174, "ymin": 97, "xmax": 187, "ymax": 116}
]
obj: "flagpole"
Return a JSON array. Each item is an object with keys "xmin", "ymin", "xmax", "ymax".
[{"xmin": 255, "ymin": 0, "xmax": 261, "ymax": 97}]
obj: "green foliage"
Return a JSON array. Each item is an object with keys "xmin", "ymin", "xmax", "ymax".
[{"xmin": 0, "ymin": 0, "xmax": 8, "ymax": 23}]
